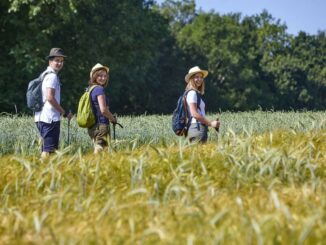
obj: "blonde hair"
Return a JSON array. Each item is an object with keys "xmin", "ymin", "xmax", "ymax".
[
  {"xmin": 88, "ymin": 69, "xmax": 109, "ymax": 87},
  {"xmin": 185, "ymin": 74, "xmax": 205, "ymax": 95}
]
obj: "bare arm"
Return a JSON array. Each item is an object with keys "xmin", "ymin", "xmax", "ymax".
[
  {"xmin": 97, "ymin": 94, "xmax": 117, "ymax": 123},
  {"xmin": 189, "ymin": 103, "xmax": 210, "ymax": 126},
  {"xmin": 46, "ymin": 88, "xmax": 65, "ymax": 114},
  {"xmin": 189, "ymin": 103, "xmax": 220, "ymax": 128}
]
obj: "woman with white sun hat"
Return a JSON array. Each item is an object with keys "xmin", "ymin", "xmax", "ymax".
[
  {"xmin": 184, "ymin": 66, "xmax": 220, "ymax": 143},
  {"xmin": 87, "ymin": 63, "xmax": 117, "ymax": 153}
]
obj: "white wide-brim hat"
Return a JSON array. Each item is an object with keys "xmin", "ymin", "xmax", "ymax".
[
  {"xmin": 90, "ymin": 63, "xmax": 109, "ymax": 79},
  {"xmin": 185, "ymin": 66, "xmax": 208, "ymax": 83}
]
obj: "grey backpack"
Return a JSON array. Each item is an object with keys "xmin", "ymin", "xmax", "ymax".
[{"xmin": 26, "ymin": 71, "xmax": 53, "ymax": 112}]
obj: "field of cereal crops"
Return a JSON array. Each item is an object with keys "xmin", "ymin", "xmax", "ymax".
[{"xmin": 0, "ymin": 111, "xmax": 325, "ymax": 244}]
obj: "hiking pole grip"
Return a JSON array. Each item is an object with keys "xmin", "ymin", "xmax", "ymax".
[
  {"xmin": 112, "ymin": 115, "xmax": 123, "ymax": 128},
  {"xmin": 215, "ymin": 118, "xmax": 220, "ymax": 132},
  {"xmin": 112, "ymin": 115, "xmax": 116, "ymax": 140},
  {"xmin": 115, "ymin": 122, "xmax": 124, "ymax": 128}
]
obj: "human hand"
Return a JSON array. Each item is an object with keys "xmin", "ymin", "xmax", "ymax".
[
  {"xmin": 66, "ymin": 111, "xmax": 74, "ymax": 120},
  {"xmin": 210, "ymin": 119, "xmax": 220, "ymax": 131},
  {"xmin": 62, "ymin": 110, "xmax": 73, "ymax": 120},
  {"xmin": 111, "ymin": 116, "xmax": 117, "ymax": 124}
]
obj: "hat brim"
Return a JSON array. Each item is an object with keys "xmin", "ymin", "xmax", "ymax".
[
  {"xmin": 46, "ymin": 54, "xmax": 67, "ymax": 60},
  {"xmin": 185, "ymin": 70, "xmax": 208, "ymax": 83},
  {"xmin": 90, "ymin": 66, "xmax": 110, "ymax": 78}
]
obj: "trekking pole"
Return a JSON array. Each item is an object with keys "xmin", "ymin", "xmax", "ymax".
[
  {"xmin": 112, "ymin": 115, "xmax": 117, "ymax": 140},
  {"xmin": 115, "ymin": 122, "xmax": 124, "ymax": 128},
  {"xmin": 112, "ymin": 116, "xmax": 123, "ymax": 140},
  {"xmin": 67, "ymin": 109, "xmax": 72, "ymax": 145},
  {"xmin": 215, "ymin": 118, "xmax": 220, "ymax": 133},
  {"xmin": 214, "ymin": 118, "xmax": 220, "ymax": 141},
  {"xmin": 113, "ymin": 121, "xmax": 116, "ymax": 140}
]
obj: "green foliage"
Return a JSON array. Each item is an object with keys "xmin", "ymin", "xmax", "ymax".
[
  {"xmin": 1, "ymin": 0, "xmax": 175, "ymax": 114},
  {"xmin": 158, "ymin": 0, "xmax": 196, "ymax": 33},
  {"xmin": 176, "ymin": 10, "xmax": 301, "ymax": 110},
  {"xmin": 203, "ymin": 10, "xmax": 323, "ymax": 110},
  {"xmin": 0, "ymin": 0, "xmax": 325, "ymax": 114}
]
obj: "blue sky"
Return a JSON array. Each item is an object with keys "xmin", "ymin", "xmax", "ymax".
[{"xmin": 156, "ymin": 0, "xmax": 326, "ymax": 35}]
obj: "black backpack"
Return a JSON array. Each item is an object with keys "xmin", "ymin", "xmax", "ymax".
[
  {"xmin": 172, "ymin": 89, "xmax": 201, "ymax": 136},
  {"xmin": 26, "ymin": 71, "xmax": 54, "ymax": 112}
]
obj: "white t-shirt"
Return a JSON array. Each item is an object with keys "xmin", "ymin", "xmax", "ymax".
[
  {"xmin": 34, "ymin": 67, "xmax": 61, "ymax": 123},
  {"xmin": 186, "ymin": 90, "xmax": 205, "ymax": 123}
]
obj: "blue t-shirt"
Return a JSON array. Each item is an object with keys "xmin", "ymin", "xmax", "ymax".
[{"xmin": 90, "ymin": 86, "xmax": 109, "ymax": 124}]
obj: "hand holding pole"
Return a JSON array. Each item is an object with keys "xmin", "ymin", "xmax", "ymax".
[{"xmin": 214, "ymin": 118, "xmax": 220, "ymax": 132}]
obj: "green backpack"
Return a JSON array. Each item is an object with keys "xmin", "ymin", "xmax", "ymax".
[{"xmin": 77, "ymin": 85, "xmax": 98, "ymax": 128}]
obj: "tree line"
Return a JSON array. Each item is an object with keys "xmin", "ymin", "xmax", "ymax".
[{"xmin": 0, "ymin": 0, "xmax": 325, "ymax": 115}]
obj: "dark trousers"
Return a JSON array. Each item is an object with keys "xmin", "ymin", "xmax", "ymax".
[{"xmin": 36, "ymin": 121, "xmax": 60, "ymax": 152}]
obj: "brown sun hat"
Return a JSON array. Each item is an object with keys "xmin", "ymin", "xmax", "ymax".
[{"xmin": 46, "ymin": 48, "xmax": 67, "ymax": 60}]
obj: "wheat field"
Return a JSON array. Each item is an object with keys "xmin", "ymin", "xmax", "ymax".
[{"xmin": 0, "ymin": 111, "xmax": 325, "ymax": 244}]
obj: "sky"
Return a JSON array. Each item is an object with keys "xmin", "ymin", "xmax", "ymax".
[{"xmin": 157, "ymin": 0, "xmax": 326, "ymax": 35}]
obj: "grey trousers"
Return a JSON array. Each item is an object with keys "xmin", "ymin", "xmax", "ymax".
[{"xmin": 187, "ymin": 123, "xmax": 208, "ymax": 143}]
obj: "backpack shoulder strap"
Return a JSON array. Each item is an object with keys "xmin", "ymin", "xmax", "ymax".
[
  {"xmin": 195, "ymin": 91, "xmax": 201, "ymax": 111},
  {"xmin": 184, "ymin": 89, "xmax": 201, "ymax": 110},
  {"xmin": 183, "ymin": 89, "xmax": 197, "ymax": 122},
  {"xmin": 183, "ymin": 89, "xmax": 193, "ymax": 100},
  {"xmin": 183, "ymin": 89, "xmax": 202, "ymax": 129},
  {"xmin": 88, "ymin": 85, "xmax": 99, "ymax": 93},
  {"xmin": 40, "ymin": 70, "xmax": 55, "ymax": 80},
  {"xmin": 37, "ymin": 70, "xmax": 55, "ymax": 106}
]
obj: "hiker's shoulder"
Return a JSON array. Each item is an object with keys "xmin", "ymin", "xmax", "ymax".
[
  {"xmin": 45, "ymin": 73, "xmax": 57, "ymax": 81},
  {"xmin": 92, "ymin": 85, "xmax": 105, "ymax": 94},
  {"xmin": 43, "ymin": 67, "xmax": 56, "ymax": 76},
  {"xmin": 186, "ymin": 90, "xmax": 197, "ymax": 97},
  {"xmin": 43, "ymin": 68, "xmax": 57, "ymax": 81}
]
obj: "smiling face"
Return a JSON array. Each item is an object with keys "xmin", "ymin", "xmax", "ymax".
[
  {"xmin": 186, "ymin": 72, "xmax": 205, "ymax": 95},
  {"xmin": 192, "ymin": 72, "xmax": 204, "ymax": 88},
  {"xmin": 95, "ymin": 69, "xmax": 109, "ymax": 86},
  {"xmin": 49, "ymin": 56, "xmax": 64, "ymax": 72}
]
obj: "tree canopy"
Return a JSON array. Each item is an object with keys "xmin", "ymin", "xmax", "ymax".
[{"xmin": 0, "ymin": 0, "xmax": 325, "ymax": 114}]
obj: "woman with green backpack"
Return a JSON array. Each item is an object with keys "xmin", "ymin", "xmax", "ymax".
[{"xmin": 87, "ymin": 63, "xmax": 117, "ymax": 154}]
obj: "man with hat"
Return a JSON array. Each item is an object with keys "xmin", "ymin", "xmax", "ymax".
[{"xmin": 35, "ymin": 48, "xmax": 73, "ymax": 160}]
